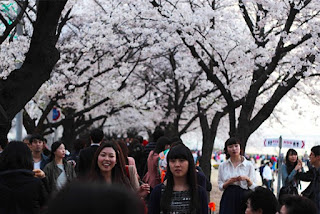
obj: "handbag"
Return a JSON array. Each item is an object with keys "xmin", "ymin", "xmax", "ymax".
[{"xmin": 279, "ymin": 178, "xmax": 298, "ymax": 199}]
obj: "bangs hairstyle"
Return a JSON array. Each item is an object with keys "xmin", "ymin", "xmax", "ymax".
[
  {"xmin": 285, "ymin": 149, "xmax": 298, "ymax": 174},
  {"xmin": 224, "ymin": 137, "xmax": 243, "ymax": 159},
  {"xmin": 29, "ymin": 134, "xmax": 43, "ymax": 144},
  {"xmin": 89, "ymin": 141, "xmax": 131, "ymax": 188},
  {"xmin": 161, "ymin": 145, "xmax": 199, "ymax": 213},
  {"xmin": 50, "ymin": 141, "xmax": 63, "ymax": 161},
  {"xmin": 167, "ymin": 144, "xmax": 189, "ymax": 161},
  {"xmin": 285, "ymin": 149, "xmax": 298, "ymax": 164}
]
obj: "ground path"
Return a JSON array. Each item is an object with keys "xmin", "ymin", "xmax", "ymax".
[
  {"xmin": 208, "ymin": 161, "xmax": 309, "ymax": 213},
  {"xmin": 209, "ymin": 166, "xmax": 261, "ymax": 213}
]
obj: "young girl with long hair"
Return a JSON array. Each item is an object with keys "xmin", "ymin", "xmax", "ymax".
[
  {"xmin": 218, "ymin": 137, "xmax": 256, "ymax": 214},
  {"xmin": 279, "ymin": 149, "xmax": 302, "ymax": 199},
  {"xmin": 148, "ymin": 144, "xmax": 208, "ymax": 214},
  {"xmin": 89, "ymin": 141, "xmax": 132, "ymax": 186},
  {"xmin": 89, "ymin": 141, "xmax": 149, "ymax": 197},
  {"xmin": 282, "ymin": 149, "xmax": 302, "ymax": 184}
]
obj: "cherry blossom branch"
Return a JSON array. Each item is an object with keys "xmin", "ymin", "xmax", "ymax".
[{"xmin": 0, "ymin": 0, "xmax": 28, "ymax": 44}]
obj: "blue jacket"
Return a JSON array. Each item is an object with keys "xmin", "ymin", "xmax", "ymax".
[{"xmin": 39, "ymin": 153, "xmax": 49, "ymax": 170}]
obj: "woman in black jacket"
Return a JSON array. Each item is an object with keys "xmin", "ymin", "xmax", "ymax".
[{"xmin": 0, "ymin": 141, "xmax": 48, "ymax": 214}]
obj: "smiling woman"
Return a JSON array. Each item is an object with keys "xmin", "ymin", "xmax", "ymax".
[
  {"xmin": 89, "ymin": 141, "xmax": 131, "ymax": 187},
  {"xmin": 89, "ymin": 141, "xmax": 150, "ymax": 208},
  {"xmin": 97, "ymin": 147, "xmax": 117, "ymax": 177}
]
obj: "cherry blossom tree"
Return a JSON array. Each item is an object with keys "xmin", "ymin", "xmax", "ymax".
[
  {"xmin": 22, "ymin": 0, "xmax": 164, "ymax": 147},
  {"xmin": 4, "ymin": 0, "xmax": 319, "ymax": 182},
  {"xmin": 133, "ymin": 45, "xmax": 221, "ymax": 138},
  {"xmin": 148, "ymin": 0, "xmax": 320, "ymax": 179},
  {"xmin": 0, "ymin": 0, "xmax": 69, "ymax": 139}
]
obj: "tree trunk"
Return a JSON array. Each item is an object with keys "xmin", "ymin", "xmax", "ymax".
[
  {"xmin": 0, "ymin": 1, "xmax": 67, "ymax": 138},
  {"xmin": 198, "ymin": 107, "xmax": 224, "ymax": 182},
  {"xmin": 198, "ymin": 109, "xmax": 223, "ymax": 202},
  {"xmin": 61, "ymin": 119, "xmax": 77, "ymax": 151},
  {"xmin": 200, "ymin": 128, "xmax": 215, "ymax": 183},
  {"xmin": 164, "ymin": 122, "xmax": 180, "ymax": 138},
  {"xmin": 23, "ymin": 110, "xmax": 36, "ymax": 134},
  {"xmin": 236, "ymin": 117, "xmax": 251, "ymax": 152},
  {"xmin": 61, "ymin": 108, "xmax": 77, "ymax": 150}
]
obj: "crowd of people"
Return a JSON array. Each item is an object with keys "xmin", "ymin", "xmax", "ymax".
[{"xmin": 0, "ymin": 128, "xmax": 319, "ymax": 214}]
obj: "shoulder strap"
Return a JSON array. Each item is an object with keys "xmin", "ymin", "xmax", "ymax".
[
  {"xmin": 285, "ymin": 176, "xmax": 296, "ymax": 186},
  {"xmin": 125, "ymin": 165, "xmax": 130, "ymax": 179}
]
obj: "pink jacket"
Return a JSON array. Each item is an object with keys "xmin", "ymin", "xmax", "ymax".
[{"xmin": 143, "ymin": 151, "xmax": 160, "ymax": 188}]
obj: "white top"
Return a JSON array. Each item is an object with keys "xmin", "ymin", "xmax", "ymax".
[
  {"xmin": 218, "ymin": 156, "xmax": 256, "ymax": 191},
  {"xmin": 262, "ymin": 165, "xmax": 273, "ymax": 180},
  {"xmin": 33, "ymin": 161, "xmax": 41, "ymax": 170},
  {"xmin": 56, "ymin": 164, "xmax": 67, "ymax": 190}
]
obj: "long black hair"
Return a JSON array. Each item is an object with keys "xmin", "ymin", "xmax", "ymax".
[
  {"xmin": 116, "ymin": 139, "xmax": 129, "ymax": 165},
  {"xmin": 160, "ymin": 144, "xmax": 198, "ymax": 213},
  {"xmin": 0, "ymin": 141, "xmax": 33, "ymax": 171},
  {"xmin": 285, "ymin": 149, "xmax": 298, "ymax": 174},
  {"xmin": 89, "ymin": 141, "xmax": 131, "ymax": 188}
]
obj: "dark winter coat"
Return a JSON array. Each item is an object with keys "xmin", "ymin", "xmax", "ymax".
[
  {"xmin": 0, "ymin": 169, "xmax": 48, "ymax": 214},
  {"xmin": 77, "ymin": 145, "xmax": 99, "ymax": 177},
  {"xmin": 296, "ymin": 167, "xmax": 320, "ymax": 214}
]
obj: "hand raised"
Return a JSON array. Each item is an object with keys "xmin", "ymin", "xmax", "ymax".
[
  {"xmin": 33, "ymin": 169, "xmax": 45, "ymax": 179},
  {"xmin": 138, "ymin": 183, "xmax": 150, "ymax": 198}
]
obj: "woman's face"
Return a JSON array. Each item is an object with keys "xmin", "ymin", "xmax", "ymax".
[
  {"xmin": 54, "ymin": 144, "xmax": 66, "ymax": 159},
  {"xmin": 98, "ymin": 147, "xmax": 117, "ymax": 173},
  {"xmin": 227, "ymin": 143, "xmax": 241, "ymax": 157},
  {"xmin": 288, "ymin": 153, "xmax": 297, "ymax": 163},
  {"xmin": 169, "ymin": 158, "xmax": 189, "ymax": 178}
]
